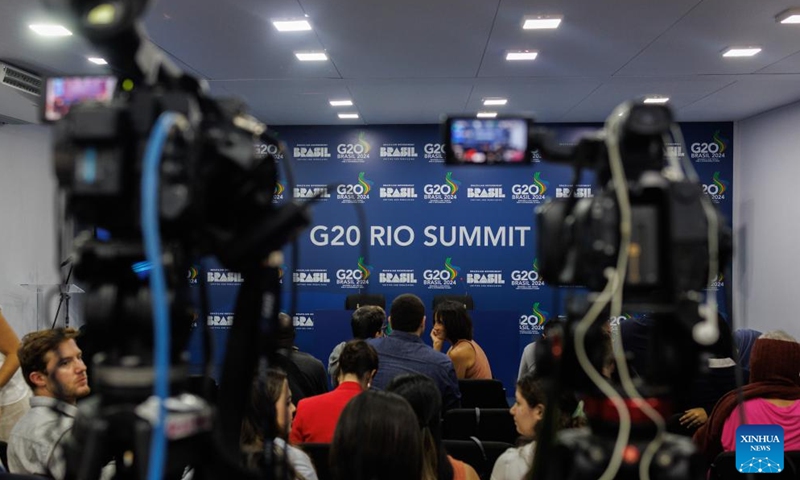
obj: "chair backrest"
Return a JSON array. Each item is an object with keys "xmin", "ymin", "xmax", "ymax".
[
  {"xmin": 345, "ymin": 294, "xmax": 386, "ymax": 310},
  {"xmin": 443, "ymin": 408, "xmax": 518, "ymax": 444},
  {"xmin": 444, "ymin": 438, "xmax": 514, "ymax": 480},
  {"xmin": 299, "ymin": 443, "xmax": 332, "ymax": 480},
  {"xmin": 710, "ymin": 450, "xmax": 797, "ymax": 479},
  {"xmin": 433, "ymin": 294, "xmax": 474, "ymax": 311},
  {"xmin": 458, "ymin": 379, "xmax": 508, "ymax": 409}
]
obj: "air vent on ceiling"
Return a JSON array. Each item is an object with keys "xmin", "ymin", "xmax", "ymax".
[{"xmin": 0, "ymin": 63, "xmax": 41, "ymax": 96}]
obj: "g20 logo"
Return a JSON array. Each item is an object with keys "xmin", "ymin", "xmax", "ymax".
[
  {"xmin": 337, "ymin": 269, "xmax": 367, "ymax": 280},
  {"xmin": 423, "ymin": 269, "xmax": 454, "ymax": 281},
  {"xmin": 691, "ymin": 142, "xmax": 721, "ymax": 155},
  {"xmin": 337, "ymin": 184, "xmax": 370, "ymax": 195},
  {"xmin": 423, "ymin": 184, "xmax": 455, "ymax": 195},
  {"xmin": 519, "ymin": 315, "xmax": 541, "ymax": 327},
  {"xmin": 511, "ymin": 270, "xmax": 540, "ymax": 282},
  {"xmin": 337, "ymin": 143, "xmax": 367, "ymax": 155},
  {"xmin": 424, "ymin": 143, "xmax": 445, "ymax": 156},
  {"xmin": 511, "ymin": 184, "xmax": 544, "ymax": 196}
]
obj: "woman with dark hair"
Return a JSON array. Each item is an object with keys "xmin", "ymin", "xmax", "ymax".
[
  {"xmin": 331, "ymin": 389, "xmax": 425, "ymax": 480},
  {"xmin": 491, "ymin": 372, "xmax": 584, "ymax": 480},
  {"xmin": 387, "ymin": 374, "xmax": 480, "ymax": 480},
  {"xmin": 430, "ymin": 300, "xmax": 492, "ymax": 379},
  {"xmin": 241, "ymin": 369, "xmax": 318, "ymax": 480},
  {"xmin": 291, "ymin": 339, "xmax": 378, "ymax": 443}
]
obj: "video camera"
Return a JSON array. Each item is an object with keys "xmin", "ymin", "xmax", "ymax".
[
  {"xmin": 443, "ymin": 102, "xmax": 732, "ymax": 479},
  {"xmin": 43, "ymin": 1, "xmax": 311, "ymax": 479}
]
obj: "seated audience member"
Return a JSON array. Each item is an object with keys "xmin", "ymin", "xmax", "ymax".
[
  {"xmin": 328, "ymin": 305, "xmax": 385, "ymax": 386},
  {"xmin": 734, "ymin": 328, "xmax": 761, "ymax": 381},
  {"xmin": 8, "ymin": 328, "xmax": 91, "ymax": 479},
  {"xmin": 0, "ymin": 307, "xmax": 30, "ymax": 442},
  {"xmin": 387, "ymin": 374, "xmax": 479, "ymax": 480},
  {"xmin": 431, "ymin": 300, "xmax": 492, "ymax": 380},
  {"xmin": 290, "ymin": 340, "xmax": 378, "ymax": 444},
  {"xmin": 694, "ymin": 330, "xmax": 800, "ymax": 465},
  {"xmin": 491, "ymin": 372, "xmax": 584, "ymax": 480},
  {"xmin": 518, "ymin": 318, "xmax": 559, "ymax": 381},
  {"xmin": 331, "ymin": 390, "xmax": 424, "ymax": 480},
  {"xmin": 273, "ymin": 313, "xmax": 329, "ymax": 404},
  {"xmin": 369, "ymin": 294, "xmax": 461, "ymax": 410},
  {"xmin": 241, "ymin": 368, "xmax": 318, "ymax": 480},
  {"xmin": 669, "ymin": 315, "xmax": 738, "ymax": 435}
]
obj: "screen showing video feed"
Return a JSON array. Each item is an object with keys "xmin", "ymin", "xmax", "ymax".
[
  {"xmin": 449, "ymin": 118, "xmax": 529, "ymax": 164},
  {"xmin": 44, "ymin": 76, "xmax": 117, "ymax": 122}
]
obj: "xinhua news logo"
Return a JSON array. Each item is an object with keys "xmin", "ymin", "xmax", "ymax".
[{"xmin": 736, "ymin": 425, "xmax": 784, "ymax": 474}]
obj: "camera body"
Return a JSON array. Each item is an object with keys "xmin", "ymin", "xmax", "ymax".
[{"xmin": 43, "ymin": 1, "xmax": 311, "ymax": 479}]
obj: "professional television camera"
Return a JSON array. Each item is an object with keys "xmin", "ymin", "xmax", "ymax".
[
  {"xmin": 42, "ymin": 1, "xmax": 311, "ymax": 479},
  {"xmin": 443, "ymin": 101, "xmax": 732, "ymax": 479}
]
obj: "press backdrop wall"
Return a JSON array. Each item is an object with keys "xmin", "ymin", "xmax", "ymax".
[{"xmin": 190, "ymin": 122, "xmax": 734, "ymax": 393}]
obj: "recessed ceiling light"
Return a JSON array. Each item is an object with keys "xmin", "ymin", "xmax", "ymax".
[
  {"xmin": 483, "ymin": 98, "xmax": 508, "ymax": 106},
  {"xmin": 272, "ymin": 19, "xmax": 312, "ymax": 32},
  {"xmin": 506, "ymin": 51, "xmax": 538, "ymax": 61},
  {"xmin": 87, "ymin": 57, "xmax": 107, "ymax": 65},
  {"xmin": 29, "ymin": 24, "xmax": 73, "ymax": 37},
  {"xmin": 522, "ymin": 16, "xmax": 562, "ymax": 30},
  {"xmin": 329, "ymin": 99, "xmax": 353, "ymax": 107},
  {"xmin": 295, "ymin": 51, "xmax": 328, "ymax": 61},
  {"xmin": 477, "ymin": 112, "xmax": 498, "ymax": 118},
  {"xmin": 643, "ymin": 97, "xmax": 670, "ymax": 104},
  {"xmin": 338, "ymin": 113, "xmax": 359, "ymax": 119},
  {"xmin": 722, "ymin": 47, "xmax": 761, "ymax": 57},
  {"xmin": 776, "ymin": 8, "xmax": 800, "ymax": 24}
]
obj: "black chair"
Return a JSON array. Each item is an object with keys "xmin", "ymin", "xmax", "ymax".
[
  {"xmin": 443, "ymin": 438, "xmax": 513, "ymax": 480},
  {"xmin": 710, "ymin": 450, "xmax": 797, "ymax": 479},
  {"xmin": 299, "ymin": 443, "xmax": 332, "ymax": 480},
  {"xmin": 458, "ymin": 379, "xmax": 508, "ymax": 409},
  {"xmin": 443, "ymin": 408, "xmax": 518, "ymax": 444},
  {"xmin": 433, "ymin": 294, "xmax": 474, "ymax": 311},
  {"xmin": 344, "ymin": 294, "xmax": 386, "ymax": 310}
]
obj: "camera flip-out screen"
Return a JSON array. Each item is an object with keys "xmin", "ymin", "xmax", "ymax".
[
  {"xmin": 43, "ymin": 76, "xmax": 117, "ymax": 122},
  {"xmin": 445, "ymin": 117, "xmax": 532, "ymax": 165}
]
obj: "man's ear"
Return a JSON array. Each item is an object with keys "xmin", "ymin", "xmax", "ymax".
[
  {"xmin": 29, "ymin": 371, "xmax": 48, "ymax": 389},
  {"xmin": 420, "ymin": 315, "xmax": 426, "ymax": 330}
]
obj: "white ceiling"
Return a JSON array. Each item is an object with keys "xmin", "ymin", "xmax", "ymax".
[{"xmin": 2, "ymin": 0, "xmax": 800, "ymax": 125}]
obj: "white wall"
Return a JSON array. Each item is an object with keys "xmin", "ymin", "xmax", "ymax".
[
  {"xmin": 734, "ymin": 99, "xmax": 800, "ymax": 338},
  {"xmin": 0, "ymin": 125, "xmax": 64, "ymax": 337}
]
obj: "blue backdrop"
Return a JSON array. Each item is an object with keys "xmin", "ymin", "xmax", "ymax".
[{"xmin": 188, "ymin": 122, "xmax": 734, "ymax": 396}]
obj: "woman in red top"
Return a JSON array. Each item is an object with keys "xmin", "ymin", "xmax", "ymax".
[
  {"xmin": 431, "ymin": 301, "xmax": 492, "ymax": 379},
  {"xmin": 290, "ymin": 340, "xmax": 378, "ymax": 444}
]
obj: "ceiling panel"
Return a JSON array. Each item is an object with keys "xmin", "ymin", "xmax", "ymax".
[
  {"xmin": 346, "ymin": 79, "xmax": 475, "ymax": 124},
  {"xmin": 298, "ymin": 0, "xmax": 499, "ymax": 78},
  {"xmin": 144, "ymin": 0, "xmax": 340, "ymax": 80},
  {"xmin": 560, "ymin": 76, "xmax": 735, "ymax": 122},
  {"xmin": 616, "ymin": 0, "xmax": 800, "ymax": 76},
  {"xmin": 464, "ymin": 77, "xmax": 605, "ymax": 120},
  {"xmin": 1, "ymin": 0, "xmax": 800, "ymax": 124},
  {"xmin": 479, "ymin": 0, "xmax": 701, "ymax": 77},
  {"xmin": 675, "ymin": 74, "xmax": 800, "ymax": 121}
]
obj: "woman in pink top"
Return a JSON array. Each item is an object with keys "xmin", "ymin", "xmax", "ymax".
[
  {"xmin": 694, "ymin": 330, "xmax": 800, "ymax": 465},
  {"xmin": 431, "ymin": 300, "xmax": 492, "ymax": 379}
]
